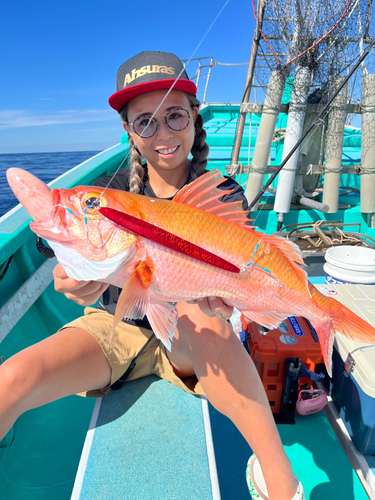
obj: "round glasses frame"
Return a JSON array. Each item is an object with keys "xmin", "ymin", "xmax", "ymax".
[{"xmin": 128, "ymin": 107, "xmax": 191, "ymax": 138}]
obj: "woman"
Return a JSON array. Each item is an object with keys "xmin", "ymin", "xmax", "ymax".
[{"xmin": 0, "ymin": 51, "xmax": 304, "ymax": 500}]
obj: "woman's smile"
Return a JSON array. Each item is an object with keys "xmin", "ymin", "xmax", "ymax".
[{"xmin": 155, "ymin": 145, "xmax": 180, "ymax": 158}]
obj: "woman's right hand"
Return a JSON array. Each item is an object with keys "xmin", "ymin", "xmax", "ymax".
[{"xmin": 53, "ymin": 263, "xmax": 109, "ymax": 306}]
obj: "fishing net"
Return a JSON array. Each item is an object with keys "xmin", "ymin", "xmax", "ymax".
[{"xmin": 257, "ymin": 0, "xmax": 375, "ymax": 99}]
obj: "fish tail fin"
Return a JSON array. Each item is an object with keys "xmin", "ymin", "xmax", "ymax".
[{"xmin": 309, "ymin": 284, "xmax": 375, "ymax": 376}]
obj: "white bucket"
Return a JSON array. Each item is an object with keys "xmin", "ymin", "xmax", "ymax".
[{"xmin": 324, "ymin": 246, "xmax": 375, "ymax": 285}]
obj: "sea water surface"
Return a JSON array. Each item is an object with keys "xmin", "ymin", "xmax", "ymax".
[{"xmin": 0, "ymin": 151, "xmax": 100, "ymax": 218}]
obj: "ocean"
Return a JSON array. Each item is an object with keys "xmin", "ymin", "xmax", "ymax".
[{"xmin": 0, "ymin": 151, "xmax": 100, "ymax": 218}]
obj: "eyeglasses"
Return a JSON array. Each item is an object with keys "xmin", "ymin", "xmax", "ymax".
[{"xmin": 128, "ymin": 107, "xmax": 191, "ymax": 138}]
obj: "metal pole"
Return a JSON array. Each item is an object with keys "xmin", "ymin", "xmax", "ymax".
[
  {"xmin": 245, "ymin": 70, "xmax": 286, "ymax": 210},
  {"xmin": 322, "ymin": 76, "xmax": 348, "ymax": 213},
  {"xmin": 360, "ymin": 73, "xmax": 375, "ymax": 214},
  {"xmin": 196, "ymin": 61, "xmax": 202, "ymax": 89},
  {"xmin": 273, "ymin": 65, "xmax": 311, "ymax": 214},
  {"xmin": 231, "ymin": 0, "xmax": 267, "ymax": 168},
  {"xmin": 203, "ymin": 57, "xmax": 214, "ymax": 104}
]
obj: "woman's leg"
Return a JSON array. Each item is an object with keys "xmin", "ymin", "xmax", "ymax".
[
  {"xmin": 0, "ymin": 327, "xmax": 111, "ymax": 440},
  {"xmin": 168, "ymin": 302, "xmax": 297, "ymax": 500}
]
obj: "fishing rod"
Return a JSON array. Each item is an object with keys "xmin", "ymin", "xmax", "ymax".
[{"xmin": 248, "ymin": 37, "xmax": 375, "ymax": 210}]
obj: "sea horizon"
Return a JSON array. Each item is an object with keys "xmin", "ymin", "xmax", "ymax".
[{"xmin": 0, "ymin": 150, "xmax": 101, "ymax": 217}]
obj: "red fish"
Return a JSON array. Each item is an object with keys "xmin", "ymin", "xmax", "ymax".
[{"xmin": 7, "ymin": 167, "xmax": 375, "ymax": 375}]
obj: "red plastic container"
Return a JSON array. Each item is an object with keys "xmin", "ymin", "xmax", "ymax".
[{"xmin": 247, "ymin": 316, "xmax": 324, "ymax": 414}]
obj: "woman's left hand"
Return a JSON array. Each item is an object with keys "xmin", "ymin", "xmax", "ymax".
[{"xmin": 188, "ymin": 297, "xmax": 233, "ymax": 321}]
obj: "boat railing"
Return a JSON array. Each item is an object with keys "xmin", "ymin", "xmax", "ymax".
[
  {"xmin": 182, "ymin": 56, "xmax": 267, "ymax": 104},
  {"xmin": 0, "ymin": 141, "xmax": 130, "ymax": 343}
]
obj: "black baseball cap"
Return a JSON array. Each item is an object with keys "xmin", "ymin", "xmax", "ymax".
[{"xmin": 108, "ymin": 51, "xmax": 197, "ymax": 112}]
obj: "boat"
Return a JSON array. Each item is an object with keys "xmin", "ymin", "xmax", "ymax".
[{"xmin": 1, "ymin": 1, "xmax": 375, "ymax": 498}]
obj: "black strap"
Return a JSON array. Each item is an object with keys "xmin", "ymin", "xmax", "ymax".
[
  {"xmin": 36, "ymin": 237, "xmax": 55, "ymax": 259},
  {"xmin": 110, "ymin": 333, "xmax": 156, "ymax": 390}
]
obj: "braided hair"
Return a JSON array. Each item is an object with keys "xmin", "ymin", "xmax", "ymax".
[
  {"xmin": 188, "ymin": 95, "xmax": 210, "ymax": 181},
  {"xmin": 120, "ymin": 93, "xmax": 210, "ymax": 192}
]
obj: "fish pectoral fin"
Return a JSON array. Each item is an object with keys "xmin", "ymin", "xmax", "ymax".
[
  {"xmin": 240, "ymin": 309, "xmax": 290, "ymax": 330},
  {"xmin": 146, "ymin": 298, "xmax": 178, "ymax": 351},
  {"xmin": 111, "ymin": 260, "xmax": 152, "ymax": 341}
]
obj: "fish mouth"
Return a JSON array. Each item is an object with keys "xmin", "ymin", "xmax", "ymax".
[
  {"xmin": 6, "ymin": 167, "xmax": 53, "ymax": 222},
  {"xmin": 30, "ymin": 189, "xmax": 73, "ymax": 244},
  {"xmin": 30, "ymin": 221, "xmax": 72, "ymax": 244},
  {"xmin": 50, "ymin": 189, "xmax": 67, "ymax": 226}
]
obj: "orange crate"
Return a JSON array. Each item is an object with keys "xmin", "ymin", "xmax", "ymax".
[{"xmin": 247, "ymin": 317, "xmax": 324, "ymax": 414}]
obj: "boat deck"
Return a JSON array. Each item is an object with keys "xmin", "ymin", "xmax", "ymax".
[
  {"xmin": 71, "ymin": 369, "xmax": 372, "ymax": 500},
  {"xmin": 69, "ymin": 264, "xmax": 375, "ymax": 500}
]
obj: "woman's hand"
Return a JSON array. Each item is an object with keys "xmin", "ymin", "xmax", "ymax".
[
  {"xmin": 187, "ymin": 297, "xmax": 233, "ymax": 321},
  {"xmin": 53, "ymin": 263, "xmax": 109, "ymax": 306}
]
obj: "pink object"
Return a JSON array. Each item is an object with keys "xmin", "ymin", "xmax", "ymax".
[{"xmin": 296, "ymin": 390, "xmax": 328, "ymax": 415}]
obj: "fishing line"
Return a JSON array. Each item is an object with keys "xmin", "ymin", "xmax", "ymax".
[
  {"xmin": 50, "ymin": 0, "xmax": 231, "ymax": 247},
  {"xmin": 245, "ymin": 239, "xmax": 280, "ymax": 285},
  {"xmin": 98, "ymin": 0, "xmax": 232, "ymax": 203},
  {"xmin": 50, "ymin": 202, "xmax": 107, "ymax": 248}
]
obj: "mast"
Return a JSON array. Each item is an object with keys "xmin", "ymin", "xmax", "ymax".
[{"xmin": 230, "ymin": 0, "xmax": 267, "ymax": 171}]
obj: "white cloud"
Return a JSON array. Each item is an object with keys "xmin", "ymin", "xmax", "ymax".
[{"xmin": 0, "ymin": 109, "xmax": 115, "ymax": 129}]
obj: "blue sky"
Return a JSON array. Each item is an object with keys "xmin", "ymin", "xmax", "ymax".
[{"xmin": 0, "ymin": 0, "xmax": 256, "ymax": 154}]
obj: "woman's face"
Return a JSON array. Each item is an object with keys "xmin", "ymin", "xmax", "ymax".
[{"xmin": 124, "ymin": 89, "xmax": 198, "ymax": 173}]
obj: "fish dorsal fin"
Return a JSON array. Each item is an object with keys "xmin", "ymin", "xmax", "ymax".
[{"xmin": 173, "ymin": 169, "xmax": 250, "ymax": 226}]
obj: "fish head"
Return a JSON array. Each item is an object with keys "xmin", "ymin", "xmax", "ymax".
[{"xmin": 6, "ymin": 168, "xmax": 138, "ymax": 262}]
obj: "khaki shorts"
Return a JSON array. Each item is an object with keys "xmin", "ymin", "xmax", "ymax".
[{"xmin": 62, "ymin": 307, "xmax": 204, "ymax": 398}]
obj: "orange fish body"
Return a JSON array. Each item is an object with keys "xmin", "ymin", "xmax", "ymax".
[{"xmin": 7, "ymin": 168, "xmax": 375, "ymax": 375}]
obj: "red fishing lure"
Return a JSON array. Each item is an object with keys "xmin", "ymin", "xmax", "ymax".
[{"xmin": 99, "ymin": 207, "xmax": 240, "ymax": 274}]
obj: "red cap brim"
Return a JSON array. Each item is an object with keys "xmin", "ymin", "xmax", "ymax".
[{"xmin": 108, "ymin": 79, "xmax": 197, "ymax": 112}]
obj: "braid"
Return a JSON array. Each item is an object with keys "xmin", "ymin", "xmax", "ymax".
[
  {"xmin": 126, "ymin": 133, "xmax": 145, "ymax": 194},
  {"xmin": 190, "ymin": 109, "xmax": 209, "ymax": 181},
  {"xmin": 120, "ymin": 105, "xmax": 145, "ymax": 194}
]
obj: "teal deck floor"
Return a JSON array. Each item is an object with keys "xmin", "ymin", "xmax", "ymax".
[
  {"xmin": 0, "ymin": 395, "xmax": 95, "ymax": 500},
  {"xmin": 210, "ymin": 406, "xmax": 369, "ymax": 500},
  {"xmin": 75, "ymin": 375, "xmax": 214, "ymax": 500},
  {"xmin": 74, "ymin": 374, "xmax": 371, "ymax": 500}
]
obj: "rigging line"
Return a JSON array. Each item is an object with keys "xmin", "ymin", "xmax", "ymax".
[
  {"xmin": 285, "ymin": 0, "xmax": 354, "ymax": 68},
  {"xmin": 248, "ymin": 36, "xmax": 375, "ymax": 210},
  {"xmin": 99, "ymin": 0, "xmax": 231, "ymax": 200}
]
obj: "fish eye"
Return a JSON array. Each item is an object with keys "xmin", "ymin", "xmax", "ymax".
[{"xmin": 84, "ymin": 196, "xmax": 101, "ymax": 209}]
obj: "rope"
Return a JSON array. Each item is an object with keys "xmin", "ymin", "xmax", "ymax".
[
  {"xmin": 285, "ymin": 0, "xmax": 354, "ymax": 68},
  {"xmin": 295, "ymin": 221, "xmax": 374, "ymax": 251}
]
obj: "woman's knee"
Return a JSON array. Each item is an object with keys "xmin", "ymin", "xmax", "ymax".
[{"xmin": 0, "ymin": 350, "xmax": 43, "ymax": 406}]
